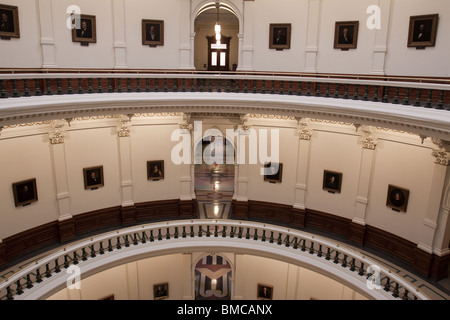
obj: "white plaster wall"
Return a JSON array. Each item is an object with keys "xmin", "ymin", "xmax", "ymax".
[{"xmin": 0, "ymin": 133, "xmax": 58, "ymax": 239}]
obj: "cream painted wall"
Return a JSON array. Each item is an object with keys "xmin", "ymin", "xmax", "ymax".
[{"xmin": 47, "ymin": 253, "xmax": 369, "ymax": 300}]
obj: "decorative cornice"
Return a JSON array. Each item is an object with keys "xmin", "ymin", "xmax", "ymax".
[{"xmin": 48, "ymin": 120, "xmax": 67, "ymax": 145}]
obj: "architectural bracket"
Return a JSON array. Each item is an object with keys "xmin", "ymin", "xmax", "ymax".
[
  {"xmin": 49, "ymin": 119, "xmax": 68, "ymax": 145},
  {"xmin": 295, "ymin": 118, "xmax": 312, "ymax": 140},
  {"xmin": 360, "ymin": 126, "xmax": 378, "ymax": 150},
  {"xmin": 431, "ymin": 139, "xmax": 450, "ymax": 166}
]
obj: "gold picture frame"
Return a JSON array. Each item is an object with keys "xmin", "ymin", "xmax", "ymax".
[
  {"xmin": 386, "ymin": 185, "xmax": 410, "ymax": 213},
  {"xmin": 142, "ymin": 19, "xmax": 164, "ymax": 47},
  {"xmin": 0, "ymin": 4, "xmax": 20, "ymax": 39},
  {"xmin": 407, "ymin": 14, "xmax": 439, "ymax": 49},
  {"xmin": 269, "ymin": 23, "xmax": 291, "ymax": 50},
  {"xmin": 83, "ymin": 166, "xmax": 104, "ymax": 190},
  {"xmin": 334, "ymin": 21, "xmax": 359, "ymax": 50},
  {"xmin": 72, "ymin": 14, "xmax": 97, "ymax": 44},
  {"xmin": 12, "ymin": 178, "xmax": 38, "ymax": 207}
]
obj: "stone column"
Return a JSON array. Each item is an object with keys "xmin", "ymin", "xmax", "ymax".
[
  {"xmin": 370, "ymin": 0, "xmax": 392, "ymax": 75},
  {"xmin": 179, "ymin": 0, "xmax": 194, "ymax": 69},
  {"xmin": 38, "ymin": 0, "xmax": 57, "ymax": 68},
  {"xmin": 238, "ymin": 0, "xmax": 255, "ymax": 71},
  {"xmin": 112, "ymin": 0, "xmax": 127, "ymax": 69},
  {"xmin": 179, "ymin": 114, "xmax": 196, "ymax": 218},
  {"xmin": 304, "ymin": 0, "xmax": 321, "ymax": 73},
  {"xmin": 350, "ymin": 126, "xmax": 378, "ymax": 245},
  {"xmin": 117, "ymin": 115, "xmax": 136, "ymax": 226},
  {"xmin": 292, "ymin": 119, "xmax": 312, "ymax": 228},
  {"xmin": 49, "ymin": 120, "xmax": 75, "ymax": 243}
]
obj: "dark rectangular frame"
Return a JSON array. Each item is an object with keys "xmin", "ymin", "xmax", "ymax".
[
  {"xmin": 269, "ymin": 23, "xmax": 291, "ymax": 50},
  {"xmin": 12, "ymin": 178, "xmax": 38, "ymax": 207},
  {"xmin": 323, "ymin": 170, "xmax": 343, "ymax": 193},
  {"xmin": 0, "ymin": 4, "xmax": 20, "ymax": 39},
  {"xmin": 334, "ymin": 21, "xmax": 359, "ymax": 50},
  {"xmin": 72, "ymin": 14, "xmax": 97, "ymax": 44},
  {"xmin": 257, "ymin": 283, "xmax": 273, "ymax": 300},
  {"xmin": 142, "ymin": 19, "xmax": 164, "ymax": 47},
  {"xmin": 147, "ymin": 160, "xmax": 165, "ymax": 181},
  {"xmin": 263, "ymin": 163, "xmax": 283, "ymax": 183},
  {"xmin": 386, "ymin": 185, "xmax": 410, "ymax": 212},
  {"xmin": 407, "ymin": 14, "xmax": 439, "ymax": 48},
  {"xmin": 83, "ymin": 166, "xmax": 104, "ymax": 190},
  {"xmin": 153, "ymin": 282, "xmax": 169, "ymax": 300}
]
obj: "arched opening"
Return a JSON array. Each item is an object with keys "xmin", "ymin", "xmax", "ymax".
[
  {"xmin": 194, "ymin": 2, "xmax": 240, "ymax": 71},
  {"xmin": 194, "ymin": 134, "xmax": 235, "ymax": 219},
  {"xmin": 194, "ymin": 254, "xmax": 233, "ymax": 300}
]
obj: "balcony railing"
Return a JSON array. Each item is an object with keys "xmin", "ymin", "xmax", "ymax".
[
  {"xmin": 0, "ymin": 219, "xmax": 430, "ymax": 300},
  {"xmin": 0, "ymin": 72, "xmax": 449, "ymax": 110}
]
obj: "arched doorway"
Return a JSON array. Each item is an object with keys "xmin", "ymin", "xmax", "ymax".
[
  {"xmin": 194, "ymin": 135, "xmax": 235, "ymax": 219},
  {"xmin": 194, "ymin": 2, "xmax": 240, "ymax": 72},
  {"xmin": 194, "ymin": 254, "xmax": 233, "ymax": 300}
]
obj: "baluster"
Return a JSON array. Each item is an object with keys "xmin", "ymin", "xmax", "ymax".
[
  {"xmin": 324, "ymin": 83, "xmax": 330, "ymax": 98},
  {"xmin": 35, "ymin": 79, "xmax": 42, "ymax": 96},
  {"xmin": 166, "ymin": 228, "xmax": 171, "ymax": 240},
  {"xmin": 88, "ymin": 78, "xmax": 94, "ymax": 93},
  {"xmin": 222, "ymin": 226, "xmax": 227, "ymax": 237},
  {"xmin": 6, "ymin": 286, "xmax": 14, "ymax": 300},
  {"xmin": 392, "ymin": 283, "xmax": 399, "ymax": 298},
  {"xmin": 190, "ymin": 226, "xmax": 195, "ymax": 237},
  {"xmin": 200, "ymin": 79, "xmax": 205, "ymax": 92},
  {"xmin": 383, "ymin": 277, "xmax": 391, "ymax": 292},
  {"xmin": 145, "ymin": 79, "xmax": 150, "ymax": 92},
  {"xmin": 382, "ymin": 86, "xmax": 389, "ymax": 103},
  {"xmin": 191, "ymin": 79, "xmax": 196, "ymax": 92},
  {"xmin": 182, "ymin": 226, "xmax": 187, "ymax": 238},
  {"xmin": 317, "ymin": 245, "xmax": 323, "ymax": 257},
  {"xmin": 244, "ymin": 79, "xmax": 248, "ymax": 93},
  {"xmin": 198, "ymin": 226, "xmax": 203, "ymax": 237},
  {"xmin": 154, "ymin": 78, "xmax": 159, "ymax": 92},
  {"xmin": 117, "ymin": 78, "xmax": 124, "ymax": 92},
  {"xmin": 56, "ymin": 79, "xmax": 63, "ymax": 95},
  {"xmin": 253, "ymin": 80, "xmax": 258, "ymax": 94},
  {"xmin": 238, "ymin": 227, "xmax": 243, "ymax": 239},
  {"xmin": 97, "ymin": 78, "xmax": 103, "ymax": 93},
  {"xmin": 253, "ymin": 228, "xmax": 258, "ymax": 240},
  {"xmin": 78, "ymin": 78, "xmax": 84, "ymax": 94},
  {"xmin": 437, "ymin": 90, "xmax": 444, "ymax": 109},
  {"xmin": 108, "ymin": 79, "xmax": 113, "ymax": 93},
  {"xmin": 208, "ymin": 79, "xmax": 213, "ymax": 92},
  {"xmin": 325, "ymin": 248, "xmax": 331, "ymax": 260},
  {"xmin": 306, "ymin": 82, "xmax": 311, "ymax": 96},
  {"xmin": 73, "ymin": 252, "xmax": 79, "ymax": 265},
  {"xmin": 36, "ymin": 269, "xmax": 43, "ymax": 283},
  {"xmin": 261, "ymin": 230, "xmax": 266, "ymax": 242},
  {"xmin": 353, "ymin": 84, "xmax": 360, "ymax": 100},
  {"xmin": 11, "ymin": 79, "xmax": 20, "ymax": 97},
  {"xmin": 414, "ymin": 88, "xmax": 422, "ymax": 107},
  {"xmin": 334, "ymin": 84, "xmax": 340, "ymax": 98},
  {"xmin": 261, "ymin": 80, "xmax": 266, "ymax": 94},
  {"xmin": 245, "ymin": 228, "xmax": 250, "ymax": 240},
  {"xmin": 341, "ymin": 254, "xmax": 348, "ymax": 268},
  {"xmin": 235, "ymin": 79, "xmax": 240, "ymax": 93},
  {"xmin": 269, "ymin": 231, "xmax": 274, "ymax": 244},
  {"xmin": 45, "ymin": 79, "xmax": 52, "ymax": 95},
  {"xmin": 173, "ymin": 79, "xmax": 178, "ymax": 92},
  {"xmin": 81, "ymin": 248, "xmax": 88, "ymax": 261},
  {"xmin": 206, "ymin": 226, "xmax": 211, "ymax": 237},
  {"xmin": 226, "ymin": 79, "xmax": 231, "ymax": 93},
  {"xmin": 288, "ymin": 81, "xmax": 293, "ymax": 95},
  {"xmin": 0, "ymin": 79, "xmax": 6, "ymax": 98},
  {"xmin": 333, "ymin": 251, "xmax": 339, "ymax": 264},
  {"xmin": 229, "ymin": 227, "xmax": 235, "ymax": 238},
  {"xmin": 182, "ymin": 78, "xmax": 186, "ymax": 92},
  {"xmin": 125, "ymin": 234, "xmax": 131, "ymax": 246},
  {"xmin": 309, "ymin": 242, "xmax": 314, "ymax": 254},
  {"xmin": 133, "ymin": 233, "xmax": 139, "ymax": 245},
  {"xmin": 343, "ymin": 83, "xmax": 349, "ymax": 99},
  {"xmin": 277, "ymin": 233, "xmax": 282, "ymax": 245},
  {"xmin": 45, "ymin": 264, "xmax": 52, "ymax": 278},
  {"xmin": 150, "ymin": 230, "xmax": 155, "ymax": 241},
  {"xmin": 99, "ymin": 242, "xmax": 105, "ymax": 255},
  {"xmin": 315, "ymin": 82, "xmax": 321, "ymax": 97},
  {"xmin": 108, "ymin": 239, "xmax": 113, "ymax": 252},
  {"xmin": 270, "ymin": 80, "xmax": 275, "ymax": 94},
  {"xmin": 54, "ymin": 259, "xmax": 61, "ymax": 273},
  {"xmin": 402, "ymin": 289, "xmax": 409, "ymax": 300},
  {"xmin": 158, "ymin": 229, "xmax": 163, "ymax": 241},
  {"xmin": 425, "ymin": 89, "xmax": 433, "ymax": 108},
  {"xmin": 393, "ymin": 87, "xmax": 400, "ymax": 104},
  {"xmin": 283, "ymin": 235, "xmax": 290, "ymax": 247},
  {"xmin": 136, "ymin": 78, "xmax": 141, "ymax": 93},
  {"xmin": 297, "ymin": 82, "xmax": 302, "ymax": 96},
  {"xmin": 217, "ymin": 79, "xmax": 222, "ymax": 93},
  {"xmin": 64, "ymin": 255, "xmax": 70, "ymax": 268},
  {"xmin": 403, "ymin": 88, "xmax": 411, "ymax": 105},
  {"xmin": 300, "ymin": 239, "xmax": 306, "ymax": 252},
  {"xmin": 163, "ymin": 78, "xmax": 168, "ymax": 92},
  {"xmin": 279, "ymin": 81, "xmax": 284, "ymax": 95},
  {"xmin": 116, "ymin": 236, "xmax": 122, "ymax": 249},
  {"xmin": 362, "ymin": 85, "xmax": 369, "ymax": 101},
  {"xmin": 90, "ymin": 244, "xmax": 97, "ymax": 258},
  {"xmin": 350, "ymin": 258, "xmax": 356, "ymax": 272},
  {"xmin": 214, "ymin": 225, "xmax": 219, "ymax": 237},
  {"xmin": 174, "ymin": 227, "xmax": 179, "ymax": 239},
  {"xmin": 358, "ymin": 262, "xmax": 365, "ymax": 276},
  {"xmin": 26, "ymin": 274, "xmax": 33, "ymax": 289},
  {"xmin": 292, "ymin": 237, "xmax": 298, "ymax": 250},
  {"xmin": 16, "ymin": 280, "xmax": 24, "ymax": 295},
  {"xmin": 372, "ymin": 85, "xmax": 379, "ymax": 102}
]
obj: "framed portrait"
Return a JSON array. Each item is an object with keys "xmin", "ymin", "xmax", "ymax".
[
  {"xmin": 323, "ymin": 170, "xmax": 343, "ymax": 194},
  {"xmin": 12, "ymin": 178, "xmax": 38, "ymax": 207},
  {"xmin": 386, "ymin": 185, "xmax": 409, "ymax": 213},
  {"xmin": 83, "ymin": 166, "xmax": 104, "ymax": 190},
  {"xmin": 269, "ymin": 23, "xmax": 291, "ymax": 50},
  {"xmin": 263, "ymin": 162, "xmax": 283, "ymax": 183},
  {"xmin": 153, "ymin": 283, "xmax": 169, "ymax": 300},
  {"xmin": 147, "ymin": 160, "xmax": 164, "ymax": 181},
  {"xmin": 72, "ymin": 14, "xmax": 97, "ymax": 44},
  {"xmin": 257, "ymin": 284, "xmax": 273, "ymax": 300},
  {"xmin": 142, "ymin": 19, "xmax": 164, "ymax": 47},
  {"xmin": 334, "ymin": 21, "xmax": 359, "ymax": 50},
  {"xmin": 0, "ymin": 4, "xmax": 20, "ymax": 39},
  {"xmin": 407, "ymin": 14, "xmax": 438, "ymax": 48}
]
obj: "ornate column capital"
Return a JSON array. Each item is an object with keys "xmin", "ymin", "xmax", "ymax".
[
  {"xmin": 117, "ymin": 114, "xmax": 132, "ymax": 138},
  {"xmin": 295, "ymin": 118, "xmax": 312, "ymax": 140},
  {"xmin": 49, "ymin": 119, "xmax": 68, "ymax": 145},
  {"xmin": 359, "ymin": 126, "xmax": 378, "ymax": 150},
  {"xmin": 431, "ymin": 139, "xmax": 450, "ymax": 166},
  {"xmin": 234, "ymin": 114, "xmax": 252, "ymax": 135},
  {"xmin": 179, "ymin": 113, "xmax": 193, "ymax": 135}
]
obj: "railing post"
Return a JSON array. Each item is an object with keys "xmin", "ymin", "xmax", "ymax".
[
  {"xmin": 393, "ymin": 87, "xmax": 399, "ymax": 104},
  {"xmin": 24, "ymin": 79, "xmax": 31, "ymax": 97},
  {"xmin": 437, "ymin": 90, "xmax": 444, "ymax": 109},
  {"xmin": 1, "ymin": 80, "xmax": 7, "ymax": 98},
  {"xmin": 403, "ymin": 88, "xmax": 411, "ymax": 105},
  {"xmin": 425, "ymin": 89, "xmax": 433, "ymax": 108},
  {"xmin": 353, "ymin": 84, "xmax": 359, "ymax": 100},
  {"xmin": 414, "ymin": 88, "xmax": 422, "ymax": 107}
]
